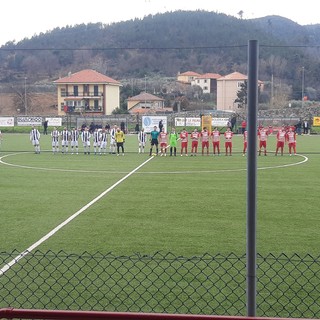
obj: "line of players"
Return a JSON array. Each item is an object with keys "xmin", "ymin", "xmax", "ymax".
[
  {"xmin": 50, "ymin": 125, "xmax": 122, "ymax": 155},
  {"xmin": 146, "ymin": 125, "xmax": 297, "ymax": 157},
  {"xmin": 254, "ymin": 125, "xmax": 297, "ymax": 156},
  {"xmin": 147, "ymin": 126, "xmax": 234, "ymax": 156}
]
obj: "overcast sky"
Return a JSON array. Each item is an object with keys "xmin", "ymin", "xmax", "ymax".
[{"xmin": 1, "ymin": 0, "xmax": 319, "ymax": 46}]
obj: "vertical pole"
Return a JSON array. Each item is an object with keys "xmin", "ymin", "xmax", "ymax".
[
  {"xmin": 24, "ymin": 77, "xmax": 27, "ymax": 115},
  {"xmin": 301, "ymin": 66, "xmax": 305, "ymax": 109},
  {"xmin": 246, "ymin": 40, "xmax": 259, "ymax": 317}
]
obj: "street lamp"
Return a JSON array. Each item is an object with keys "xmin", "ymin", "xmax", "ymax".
[{"xmin": 24, "ymin": 77, "xmax": 27, "ymax": 115}]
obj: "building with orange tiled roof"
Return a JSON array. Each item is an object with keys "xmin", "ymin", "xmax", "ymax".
[
  {"xmin": 127, "ymin": 92, "xmax": 172, "ymax": 114},
  {"xmin": 217, "ymin": 71, "xmax": 263, "ymax": 111},
  {"xmin": 177, "ymin": 71, "xmax": 202, "ymax": 84},
  {"xmin": 53, "ymin": 69, "xmax": 122, "ymax": 116},
  {"xmin": 191, "ymin": 73, "xmax": 221, "ymax": 94}
]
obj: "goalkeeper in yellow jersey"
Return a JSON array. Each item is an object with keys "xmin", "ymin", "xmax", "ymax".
[{"xmin": 115, "ymin": 127, "xmax": 125, "ymax": 156}]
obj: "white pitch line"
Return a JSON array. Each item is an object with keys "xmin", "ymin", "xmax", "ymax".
[{"xmin": 0, "ymin": 155, "xmax": 155, "ymax": 276}]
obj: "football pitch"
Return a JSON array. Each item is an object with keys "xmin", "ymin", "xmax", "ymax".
[{"xmin": 0, "ymin": 132, "xmax": 319, "ymax": 258}]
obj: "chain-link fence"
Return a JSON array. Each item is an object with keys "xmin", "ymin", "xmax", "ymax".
[{"xmin": 0, "ymin": 251, "xmax": 319, "ymax": 318}]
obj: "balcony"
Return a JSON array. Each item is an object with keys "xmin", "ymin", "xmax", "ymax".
[{"xmin": 61, "ymin": 91, "xmax": 103, "ymax": 98}]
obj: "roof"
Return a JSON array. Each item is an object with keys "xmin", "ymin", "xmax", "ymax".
[
  {"xmin": 129, "ymin": 107, "xmax": 173, "ymax": 114},
  {"xmin": 217, "ymin": 71, "xmax": 248, "ymax": 81},
  {"xmin": 196, "ymin": 73, "xmax": 221, "ymax": 79},
  {"xmin": 178, "ymin": 71, "xmax": 202, "ymax": 77},
  {"xmin": 127, "ymin": 92, "xmax": 164, "ymax": 102},
  {"xmin": 54, "ymin": 69, "xmax": 121, "ymax": 85}
]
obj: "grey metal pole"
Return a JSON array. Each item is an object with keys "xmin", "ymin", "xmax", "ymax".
[{"xmin": 246, "ymin": 39, "xmax": 259, "ymax": 316}]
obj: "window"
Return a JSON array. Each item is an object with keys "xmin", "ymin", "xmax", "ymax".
[
  {"xmin": 237, "ymin": 81, "xmax": 244, "ymax": 88},
  {"xmin": 73, "ymin": 86, "xmax": 78, "ymax": 96},
  {"xmin": 94, "ymin": 85, "xmax": 99, "ymax": 96},
  {"xmin": 83, "ymin": 84, "xmax": 89, "ymax": 95},
  {"xmin": 60, "ymin": 88, "xmax": 66, "ymax": 97}
]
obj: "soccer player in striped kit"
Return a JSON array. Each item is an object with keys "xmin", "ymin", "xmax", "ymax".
[
  {"xmin": 243, "ymin": 129, "xmax": 248, "ymax": 156},
  {"xmin": 138, "ymin": 128, "xmax": 147, "ymax": 154},
  {"xmin": 258, "ymin": 125, "xmax": 269, "ymax": 156},
  {"xmin": 109, "ymin": 125, "xmax": 117, "ymax": 154},
  {"xmin": 81, "ymin": 126, "xmax": 91, "ymax": 155},
  {"xmin": 159, "ymin": 128, "xmax": 168, "ymax": 156},
  {"xmin": 30, "ymin": 126, "xmax": 41, "ymax": 154},
  {"xmin": 275, "ymin": 126, "xmax": 286, "ymax": 156},
  {"xmin": 93, "ymin": 128, "xmax": 101, "ymax": 155},
  {"xmin": 60, "ymin": 127, "xmax": 70, "ymax": 154},
  {"xmin": 99, "ymin": 128, "xmax": 108, "ymax": 155},
  {"xmin": 201, "ymin": 127, "xmax": 210, "ymax": 156},
  {"xmin": 70, "ymin": 127, "xmax": 79, "ymax": 154},
  {"xmin": 286, "ymin": 127, "xmax": 297, "ymax": 156},
  {"xmin": 211, "ymin": 127, "xmax": 221, "ymax": 156},
  {"xmin": 179, "ymin": 128, "xmax": 188, "ymax": 156},
  {"xmin": 51, "ymin": 127, "xmax": 60, "ymax": 154},
  {"xmin": 224, "ymin": 127, "xmax": 233, "ymax": 156},
  {"xmin": 190, "ymin": 128, "xmax": 200, "ymax": 156}
]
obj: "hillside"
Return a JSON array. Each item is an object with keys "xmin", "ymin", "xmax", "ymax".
[
  {"xmin": 1, "ymin": 10, "xmax": 320, "ymax": 115},
  {"xmin": 1, "ymin": 11, "xmax": 319, "ymax": 81}
]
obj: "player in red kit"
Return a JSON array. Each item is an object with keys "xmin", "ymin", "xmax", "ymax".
[
  {"xmin": 190, "ymin": 128, "xmax": 200, "ymax": 156},
  {"xmin": 243, "ymin": 130, "xmax": 248, "ymax": 156},
  {"xmin": 180, "ymin": 128, "xmax": 188, "ymax": 156},
  {"xmin": 201, "ymin": 127, "xmax": 210, "ymax": 156},
  {"xmin": 159, "ymin": 128, "xmax": 168, "ymax": 156},
  {"xmin": 211, "ymin": 127, "xmax": 221, "ymax": 156},
  {"xmin": 286, "ymin": 127, "xmax": 297, "ymax": 156},
  {"xmin": 258, "ymin": 125, "xmax": 269, "ymax": 156},
  {"xmin": 224, "ymin": 127, "xmax": 233, "ymax": 156},
  {"xmin": 275, "ymin": 126, "xmax": 286, "ymax": 156}
]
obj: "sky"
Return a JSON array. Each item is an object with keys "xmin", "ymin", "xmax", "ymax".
[{"xmin": 1, "ymin": 0, "xmax": 319, "ymax": 46}]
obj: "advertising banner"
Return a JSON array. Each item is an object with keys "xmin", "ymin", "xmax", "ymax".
[
  {"xmin": 0, "ymin": 117, "xmax": 14, "ymax": 127},
  {"xmin": 142, "ymin": 116, "xmax": 167, "ymax": 133},
  {"xmin": 313, "ymin": 116, "xmax": 320, "ymax": 127},
  {"xmin": 17, "ymin": 116, "xmax": 42, "ymax": 126},
  {"xmin": 46, "ymin": 117, "xmax": 62, "ymax": 127}
]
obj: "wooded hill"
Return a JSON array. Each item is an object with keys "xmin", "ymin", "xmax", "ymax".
[{"xmin": 1, "ymin": 10, "xmax": 320, "ymax": 100}]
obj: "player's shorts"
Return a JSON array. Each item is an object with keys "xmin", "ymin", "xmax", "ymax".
[
  {"xmin": 100, "ymin": 141, "xmax": 107, "ymax": 149},
  {"xmin": 110, "ymin": 137, "xmax": 116, "ymax": 145},
  {"xmin": 61, "ymin": 140, "xmax": 68, "ymax": 147},
  {"xmin": 32, "ymin": 139, "xmax": 39, "ymax": 146},
  {"xmin": 181, "ymin": 142, "xmax": 188, "ymax": 149},
  {"xmin": 225, "ymin": 141, "xmax": 232, "ymax": 148},
  {"xmin": 191, "ymin": 141, "xmax": 198, "ymax": 148},
  {"xmin": 139, "ymin": 141, "xmax": 146, "ymax": 147},
  {"xmin": 259, "ymin": 141, "xmax": 267, "ymax": 148},
  {"xmin": 71, "ymin": 141, "xmax": 78, "ymax": 147},
  {"xmin": 82, "ymin": 141, "xmax": 90, "ymax": 147},
  {"xmin": 202, "ymin": 141, "xmax": 209, "ymax": 148},
  {"xmin": 213, "ymin": 141, "xmax": 220, "ymax": 147},
  {"xmin": 277, "ymin": 141, "xmax": 284, "ymax": 148},
  {"xmin": 160, "ymin": 142, "xmax": 167, "ymax": 148},
  {"xmin": 93, "ymin": 142, "xmax": 100, "ymax": 147},
  {"xmin": 151, "ymin": 139, "xmax": 158, "ymax": 146},
  {"xmin": 52, "ymin": 141, "xmax": 59, "ymax": 147},
  {"xmin": 288, "ymin": 142, "xmax": 296, "ymax": 147}
]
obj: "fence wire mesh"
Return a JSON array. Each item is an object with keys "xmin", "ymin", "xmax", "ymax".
[{"xmin": 0, "ymin": 251, "xmax": 319, "ymax": 318}]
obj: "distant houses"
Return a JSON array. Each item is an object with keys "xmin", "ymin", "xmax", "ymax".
[
  {"xmin": 127, "ymin": 92, "xmax": 172, "ymax": 114},
  {"xmin": 179, "ymin": 70, "xmax": 263, "ymax": 112},
  {"xmin": 53, "ymin": 69, "xmax": 121, "ymax": 116},
  {"xmin": 53, "ymin": 68, "xmax": 262, "ymax": 116}
]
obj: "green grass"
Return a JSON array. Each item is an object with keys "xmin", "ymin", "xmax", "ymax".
[
  {"xmin": 0, "ymin": 132, "xmax": 319, "ymax": 256},
  {"xmin": 0, "ymin": 132, "xmax": 319, "ymax": 316}
]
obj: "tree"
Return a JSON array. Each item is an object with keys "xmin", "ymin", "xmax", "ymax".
[{"xmin": 234, "ymin": 81, "xmax": 247, "ymax": 109}]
